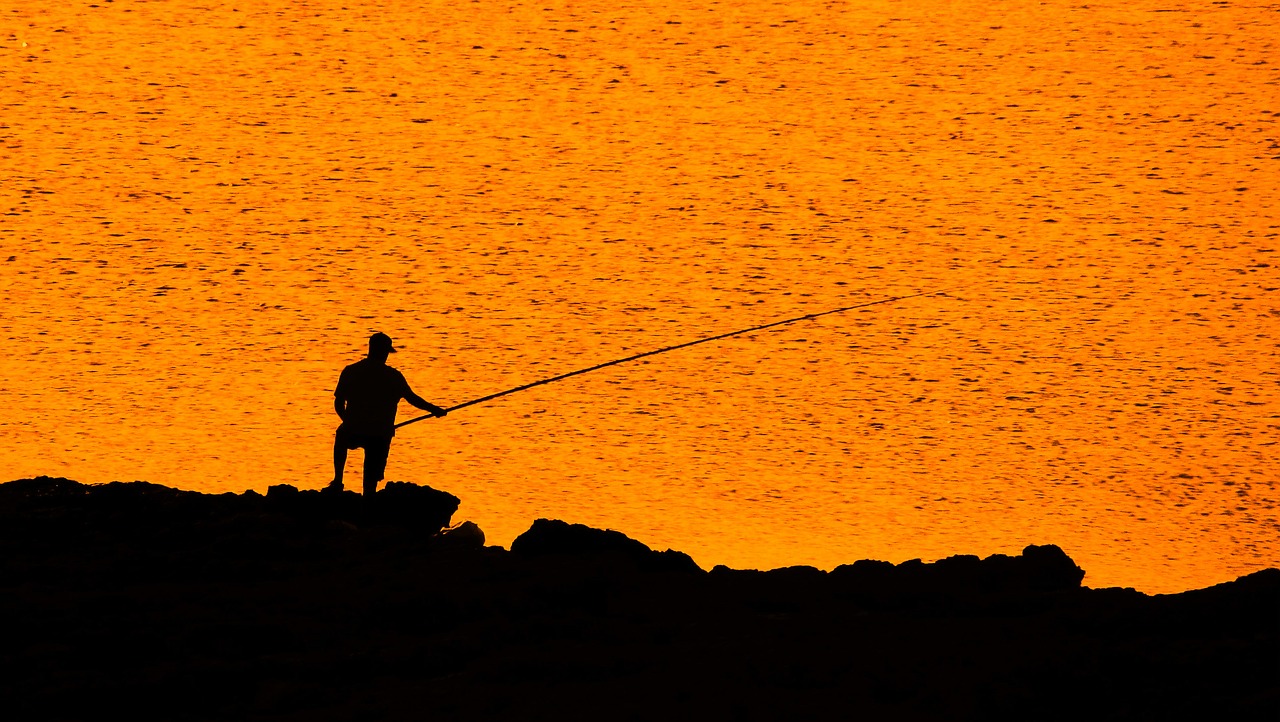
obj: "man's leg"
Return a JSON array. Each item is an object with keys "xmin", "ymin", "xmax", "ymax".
[
  {"xmin": 330, "ymin": 431, "xmax": 348, "ymax": 490},
  {"xmin": 362, "ymin": 436, "xmax": 392, "ymax": 497}
]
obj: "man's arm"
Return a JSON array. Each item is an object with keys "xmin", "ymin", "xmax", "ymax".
[
  {"xmin": 334, "ymin": 396, "xmax": 347, "ymax": 421},
  {"xmin": 404, "ymin": 387, "xmax": 447, "ymax": 417}
]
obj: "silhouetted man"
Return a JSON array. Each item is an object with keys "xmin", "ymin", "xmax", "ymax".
[{"xmin": 329, "ymin": 332, "xmax": 447, "ymax": 496}]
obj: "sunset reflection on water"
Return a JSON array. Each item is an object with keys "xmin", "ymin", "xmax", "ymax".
[{"xmin": 2, "ymin": 0, "xmax": 1276, "ymax": 592}]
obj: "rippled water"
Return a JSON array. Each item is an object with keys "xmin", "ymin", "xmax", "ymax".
[{"xmin": 2, "ymin": 0, "xmax": 1277, "ymax": 592}]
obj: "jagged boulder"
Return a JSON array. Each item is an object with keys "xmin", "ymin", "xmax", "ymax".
[
  {"xmin": 0, "ymin": 477, "xmax": 460, "ymax": 544},
  {"xmin": 0, "ymin": 477, "xmax": 242, "ymax": 548},
  {"xmin": 511, "ymin": 518, "xmax": 702, "ymax": 574},
  {"xmin": 435, "ymin": 520, "xmax": 486, "ymax": 550},
  {"xmin": 372, "ymin": 481, "xmax": 460, "ymax": 531},
  {"xmin": 264, "ymin": 481, "xmax": 459, "ymax": 533},
  {"xmin": 0, "ymin": 476, "xmax": 209, "ymax": 514},
  {"xmin": 0, "ymin": 475, "xmax": 91, "ymax": 504},
  {"xmin": 829, "ymin": 544, "xmax": 1086, "ymax": 606},
  {"xmin": 1018, "ymin": 543, "xmax": 1088, "ymax": 590}
]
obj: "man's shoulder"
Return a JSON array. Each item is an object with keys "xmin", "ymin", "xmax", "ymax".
[
  {"xmin": 339, "ymin": 359, "xmax": 369, "ymax": 377},
  {"xmin": 342, "ymin": 359, "xmax": 407, "ymax": 384},
  {"xmin": 383, "ymin": 365, "xmax": 409, "ymax": 385}
]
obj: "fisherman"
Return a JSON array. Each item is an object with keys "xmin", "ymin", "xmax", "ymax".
[{"xmin": 328, "ymin": 332, "xmax": 447, "ymax": 496}]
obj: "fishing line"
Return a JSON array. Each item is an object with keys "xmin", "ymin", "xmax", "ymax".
[{"xmin": 395, "ymin": 288, "xmax": 953, "ymax": 429}]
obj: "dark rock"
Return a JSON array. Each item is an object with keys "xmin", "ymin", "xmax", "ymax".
[
  {"xmin": 766, "ymin": 565, "xmax": 827, "ymax": 581},
  {"xmin": 436, "ymin": 520, "xmax": 485, "ymax": 549},
  {"xmin": 512, "ymin": 518, "xmax": 702, "ymax": 573},
  {"xmin": 829, "ymin": 544, "xmax": 1085, "ymax": 606},
  {"xmin": 266, "ymin": 483, "xmax": 300, "ymax": 499},
  {"xmin": 372, "ymin": 481, "xmax": 460, "ymax": 531},
  {"xmin": 1019, "ymin": 543, "xmax": 1087, "ymax": 590},
  {"xmin": 0, "ymin": 476, "xmax": 1275, "ymax": 721},
  {"xmin": 833, "ymin": 558, "xmax": 896, "ymax": 583},
  {"xmin": 512, "ymin": 518, "xmax": 651, "ymax": 556},
  {"xmin": 0, "ymin": 475, "xmax": 87, "ymax": 502},
  {"xmin": 649, "ymin": 548, "xmax": 702, "ymax": 574},
  {"xmin": 0, "ymin": 476, "xmax": 460, "ymax": 555}
]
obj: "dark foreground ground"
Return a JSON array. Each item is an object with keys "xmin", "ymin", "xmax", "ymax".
[{"xmin": 1, "ymin": 477, "xmax": 1275, "ymax": 721}]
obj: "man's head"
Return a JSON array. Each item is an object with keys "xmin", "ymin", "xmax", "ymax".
[{"xmin": 368, "ymin": 332, "xmax": 397, "ymax": 360}]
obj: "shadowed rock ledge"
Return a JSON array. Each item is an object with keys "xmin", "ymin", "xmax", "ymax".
[{"xmin": 1, "ymin": 477, "xmax": 1274, "ymax": 721}]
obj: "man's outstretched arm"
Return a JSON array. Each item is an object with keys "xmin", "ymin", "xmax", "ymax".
[{"xmin": 405, "ymin": 389, "xmax": 447, "ymax": 417}]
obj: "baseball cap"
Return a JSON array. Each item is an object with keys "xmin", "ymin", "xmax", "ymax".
[{"xmin": 369, "ymin": 332, "xmax": 398, "ymax": 353}]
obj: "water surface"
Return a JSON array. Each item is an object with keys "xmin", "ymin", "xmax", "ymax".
[{"xmin": 2, "ymin": 0, "xmax": 1277, "ymax": 592}]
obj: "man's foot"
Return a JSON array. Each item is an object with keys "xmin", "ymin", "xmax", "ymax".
[{"xmin": 325, "ymin": 479, "xmax": 344, "ymax": 493}]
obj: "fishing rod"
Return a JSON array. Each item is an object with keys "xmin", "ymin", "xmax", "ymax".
[{"xmin": 395, "ymin": 288, "xmax": 951, "ymax": 429}]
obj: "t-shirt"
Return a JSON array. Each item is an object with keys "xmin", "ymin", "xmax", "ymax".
[{"xmin": 334, "ymin": 358, "xmax": 412, "ymax": 437}]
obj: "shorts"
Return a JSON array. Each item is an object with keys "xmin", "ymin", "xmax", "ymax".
[{"xmin": 336, "ymin": 426, "xmax": 393, "ymax": 482}]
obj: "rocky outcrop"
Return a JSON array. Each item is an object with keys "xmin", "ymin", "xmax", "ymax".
[
  {"xmin": 0, "ymin": 476, "xmax": 464, "ymax": 585},
  {"xmin": 826, "ymin": 544, "xmax": 1085, "ymax": 608},
  {"xmin": 0, "ymin": 476, "xmax": 1275, "ymax": 721},
  {"xmin": 512, "ymin": 518, "xmax": 702, "ymax": 573},
  {"xmin": 3, "ymin": 475, "xmax": 459, "ymax": 533}
]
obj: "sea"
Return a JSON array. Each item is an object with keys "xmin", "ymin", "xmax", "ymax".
[{"xmin": 2, "ymin": 0, "xmax": 1277, "ymax": 592}]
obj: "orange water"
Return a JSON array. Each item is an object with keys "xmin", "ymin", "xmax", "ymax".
[{"xmin": 3, "ymin": 0, "xmax": 1277, "ymax": 592}]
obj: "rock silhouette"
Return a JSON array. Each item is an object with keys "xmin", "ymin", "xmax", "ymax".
[
  {"xmin": 512, "ymin": 517, "xmax": 702, "ymax": 574},
  {"xmin": 0, "ymin": 476, "xmax": 1275, "ymax": 721}
]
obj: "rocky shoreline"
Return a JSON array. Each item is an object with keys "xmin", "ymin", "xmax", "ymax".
[{"xmin": 1, "ymin": 477, "xmax": 1275, "ymax": 720}]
